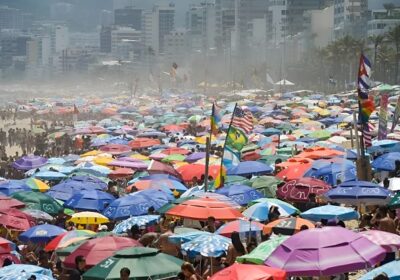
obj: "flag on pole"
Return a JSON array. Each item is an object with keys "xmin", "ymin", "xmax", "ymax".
[
  {"xmin": 231, "ymin": 106, "xmax": 254, "ymax": 134},
  {"xmin": 222, "ymin": 146, "xmax": 240, "ymax": 168},
  {"xmin": 363, "ymin": 122, "xmax": 374, "ymax": 147},
  {"xmin": 226, "ymin": 126, "xmax": 248, "ymax": 151},
  {"xmin": 391, "ymin": 96, "xmax": 400, "ymax": 132},
  {"xmin": 210, "ymin": 102, "xmax": 222, "ymax": 135},
  {"xmin": 357, "ymin": 54, "xmax": 375, "ymax": 124}
]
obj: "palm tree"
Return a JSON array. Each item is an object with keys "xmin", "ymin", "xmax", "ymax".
[
  {"xmin": 387, "ymin": 25, "xmax": 400, "ymax": 83},
  {"xmin": 369, "ymin": 34, "xmax": 385, "ymax": 67}
]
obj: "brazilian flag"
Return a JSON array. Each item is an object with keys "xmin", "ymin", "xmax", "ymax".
[{"xmin": 226, "ymin": 126, "xmax": 248, "ymax": 151}]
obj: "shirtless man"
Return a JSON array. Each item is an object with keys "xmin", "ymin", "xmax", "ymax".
[
  {"xmin": 371, "ymin": 206, "xmax": 396, "ymax": 234},
  {"xmin": 157, "ymin": 222, "xmax": 179, "ymax": 257}
]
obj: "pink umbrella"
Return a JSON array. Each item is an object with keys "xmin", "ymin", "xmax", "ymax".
[
  {"xmin": 360, "ymin": 230, "xmax": 400, "ymax": 252},
  {"xmin": 277, "ymin": 178, "xmax": 331, "ymax": 202},
  {"xmin": 108, "ymin": 160, "xmax": 148, "ymax": 170},
  {"xmin": 99, "ymin": 144, "xmax": 131, "ymax": 155}
]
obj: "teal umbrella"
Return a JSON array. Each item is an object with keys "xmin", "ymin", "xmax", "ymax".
[
  {"xmin": 250, "ymin": 176, "xmax": 283, "ymax": 198},
  {"xmin": 237, "ymin": 236, "xmax": 289, "ymax": 264}
]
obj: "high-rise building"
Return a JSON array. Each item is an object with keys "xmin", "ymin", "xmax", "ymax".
[
  {"xmin": 100, "ymin": 10, "xmax": 114, "ymax": 27},
  {"xmin": 164, "ymin": 28, "xmax": 189, "ymax": 64},
  {"xmin": 100, "ymin": 26, "xmax": 112, "ymax": 53},
  {"xmin": 285, "ymin": 0, "xmax": 325, "ymax": 36},
  {"xmin": 113, "ymin": 0, "xmax": 135, "ymax": 10},
  {"xmin": 215, "ymin": 0, "xmax": 235, "ymax": 51},
  {"xmin": 367, "ymin": 8, "xmax": 400, "ymax": 37},
  {"xmin": 0, "ymin": 6, "xmax": 23, "ymax": 30},
  {"xmin": 54, "ymin": 25, "xmax": 69, "ymax": 53},
  {"xmin": 114, "ymin": 8, "xmax": 143, "ymax": 30},
  {"xmin": 334, "ymin": 0, "xmax": 368, "ymax": 39},
  {"xmin": 111, "ymin": 27, "xmax": 142, "ymax": 60}
]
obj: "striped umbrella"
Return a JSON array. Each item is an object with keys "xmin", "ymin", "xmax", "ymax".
[
  {"xmin": 360, "ymin": 230, "xmax": 400, "ymax": 252},
  {"xmin": 181, "ymin": 234, "xmax": 231, "ymax": 258},
  {"xmin": 45, "ymin": 230, "xmax": 95, "ymax": 251},
  {"xmin": 216, "ymin": 219, "xmax": 264, "ymax": 237},
  {"xmin": 243, "ymin": 198, "xmax": 299, "ymax": 222}
]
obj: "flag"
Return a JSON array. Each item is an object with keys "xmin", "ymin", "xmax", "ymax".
[
  {"xmin": 226, "ymin": 126, "xmax": 248, "ymax": 152},
  {"xmin": 232, "ymin": 107, "xmax": 254, "ymax": 134},
  {"xmin": 363, "ymin": 122, "xmax": 375, "ymax": 147},
  {"xmin": 214, "ymin": 166, "xmax": 226, "ymax": 188},
  {"xmin": 391, "ymin": 96, "xmax": 400, "ymax": 132},
  {"xmin": 357, "ymin": 54, "xmax": 375, "ymax": 123},
  {"xmin": 222, "ymin": 146, "xmax": 240, "ymax": 169},
  {"xmin": 266, "ymin": 72, "xmax": 274, "ymax": 85},
  {"xmin": 378, "ymin": 94, "xmax": 389, "ymax": 140},
  {"xmin": 210, "ymin": 102, "xmax": 222, "ymax": 135}
]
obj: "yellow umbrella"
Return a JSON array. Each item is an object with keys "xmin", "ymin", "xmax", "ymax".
[
  {"xmin": 25, "ymin": 178, "xmax": 50, "ymax": 192},
  {"xmin": 69, "ymin": 212, "xmax": 109, "ymax": 225},
  {"xmin": 195, "ymin": 135, "xmax": 216, "ymax": 144},
  {"xmin": 80, "ymin": 150, "xmax": 102, "ymax": 157},
  {"xmin": 129, "ymin": 154, "xmax": 149, "ymax": 161},
  {"xmin": 94, "ymin": 157, "xmax": 114, "ymax": 166}
]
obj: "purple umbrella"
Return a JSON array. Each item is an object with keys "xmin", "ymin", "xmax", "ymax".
[
  {"xmin": 12, "ymin": 155, "xmax": 48, "ymax": 171},
  {"xmin": 264, "ymin": 227, "xmax": 385, "ymax": 277},
  {"xmin": 108, "ymin": 160, "xmax": 148, "ymax": 170},
  {"xmin": 185, "ymin": 152, "xmax": 206, "ymax": 163}
]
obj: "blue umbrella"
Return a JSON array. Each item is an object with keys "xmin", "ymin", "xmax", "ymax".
[
  {"xmin": 112, "ymin": 215, "xmax": 160, "ymax": 234},
  {"xmin": 76, "ymin": 163, "xmax": 111, "ymax": 177},
  {"xmin": 47, "ymin": 180, "xmax": 105, "ymax": 201},
  {"xmin": 47, "ymin": 157, "xmax": 66, "ymax": 165},
  {"xmin": 325, "ymin": 181, "xmax": 393, "ymax": 205},
  {"xmin": 67, "ymin": 175, "xmax": 108, "ymax": 189},
  {"xmin": 372, "ymin": 152, "xmax": 400, "ymax": 171},
  {"xmin": 215, "ymin": 184, "xmax": 264, "ymax": 206},
  {"xmin": 168, "ymin": 230, "xmax": 208, "ymax": 245},
  {"xmin": 103, "ymin": 189, "xmax": 172, "ymax": 220},
  {"xmin": 0, "ymin": 180, "xmax": 30, "ymax": 196},
  {"xmin": 0, "ymin": 264, "xmax": 54, "ymax": 280},
  {"xmin": 33, "ymin": 171, "xmax": 67, "ymax": 181},
  {"xmin": 300, "ymin": 205, "xmax": 359, "ymax": 222},
  {"xmin": 307, "ymin": 161, "xmax": 357, "ymax": 186},
  {"xmin": 227, "ymin": 161, "xmax": 273, "ymax": 176},
  {"xmin": 19, "ymin": 224, "xmax": 66, "ymax": 243},
  {"xmin": 243, "ymin": 199, "xmax": 299, "ymax": 222},
  {"xmin": 181, "ymin": 234, "xmax": 231, "ymax": 258},
  {"xmin": 261, "ymin": 128, "xmax": 281, "ymax": 136},
  {"xmin": 63, "ymin": 190, "xmax": 116, "ymax": 212},
  {"xmin": 359, "ymin": 259, "xmax": 400, "ymax": 280}
]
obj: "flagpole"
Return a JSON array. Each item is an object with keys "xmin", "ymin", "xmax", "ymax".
[{"xmin": 204, "ymin": 136, "xmax": 211, "ymax": 192}]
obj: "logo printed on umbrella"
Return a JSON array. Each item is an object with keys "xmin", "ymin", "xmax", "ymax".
[
  {"xmin": 35, "ymin": 230, "xmax": 48, "ymax": 236},
  {"xmin": 100, "ymin": 258, "xmax": 115, "ymax": 269}
]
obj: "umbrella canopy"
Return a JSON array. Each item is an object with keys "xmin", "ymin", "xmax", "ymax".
[
  {"xmin": 243, "ymin": 198, "xmax": 299, "ymax": 222},
  {"xmin": 22, "ymin": 209, "xmax": 54, "ymax": 221},
  {"xmin": 64, "ymin": 235, "xmax": 142, "ymax": 268},
  {"xmin": 0, "ymin": 208, "xmax": 36, "ymax": 231},
  {"xmin": 181, "ymin": 233, "xmax": 231, "ymax": 257},
  {"xmin": 250, "ymin": 176, "xmax": 282, "ymax": 198},
  {"xmin": 209, "ymin": 263, "xmax": 287, "ymax": 280},
  {"xmin": 11, "ymin": 191, "xmax": 63, "ymax": 215},
  {"xmin": 19, "ymin": 224, "xmax": 66, "ymax": 243},
  {"xmin": 0, "ymin": 195, "xmax": 25, "ymax": 209},
  {"xmin": 0, "ymin": 180, "xmax": 30, "ymax": 196},
  {"xmin": 360, "ymin": 230, "xmax": 400, "ymax": 252},
  {"xmin": 264, "ymin": 227, "xmax": 386, "ymax": 277},
  {"xmin": 167, "ymin": 197, "xmax": 243, "ymax": 221},
  {"xmin": 45, "ymin": 230, "xmax": 95, "ymax": 251},
  {"xmin": 325, "ymin": 181, "xmax": 392, "ymax": 205},
  {"xmin": 371, "ymin": 152, "xmax": 400, "ymax": 171},
  {"xmin": 277, "ymin": 178, "xmax": 331, "ymax": 202},
  {"xmin": 129, "ymin": 178, "xmax": 187, "ymax": 193},
  {"xmin": 0, "ymin": 264, "xmax": 54, "ymax": 280},
  {"xmin": 47, "ymin": 179, "xmax": 106, "ymax": 202},
  {"xmin": 168, "ymin": 231, "xmax": 210, "ymax": 245},
  {"xmin": 359, "ymin": 260, "xmax": 400, "ymax": 280},
  {"xmin": 237, "ymin": 236, "xmax": 289, "ymax": 265},
  {"xmin": 69, "ymin": 212, "xmax": 109, "ymax": 225},
  {"xmin": 99, "ymin": 144, "xmax": 131, "ymax": 155},
  {"xmin": 177, "ymin": 164, "xmax": 221, "ymax": 182},
  {"xmin": 112, "ymin": 215, "xmax": 160, "ymax": 234},
  {"xmin": 64, "ymin": 190, "xmax": 115, "ymax": 212},
  {"xmin": 216, "ymin": 219, "xmax": 264, "ymax": 237},
  {"xmin": 216, "ymin": 184, "xmax": 264, "ymax": 206},
  {"xmin": 24, "ymin": 178, "xmax": 50, "ymax": 192},
  {"xmin": 82, "ymin": 247, "xmax": 183, "ymax": 280},
  {"xmin": 263, "ymin": 217, "xmax": 315, "ymax": 235},
  {"xmin": 389, "ymin": 193, "xmax": 400, "ymax": 209},
  {"xmin": 33, "ymin": 170, "xmax": 67, "ymax": 181},
  {"xmin": 129, "ymin": 138, "xmax": 161, "ymax": 149},
  {"xmin": 300, "ymin": 205, "xmax": 359, "ymax": 221},
  {"xmin": 147, "ymin": 160, "xmax": 181, "ymax": 178},
  {"xmin": 12, "ymin": 155, "xmax": 48, "ymax": 170},
  {"xmin": 227, "ymin": 161, "xmax": 273, "ymax": 176}
]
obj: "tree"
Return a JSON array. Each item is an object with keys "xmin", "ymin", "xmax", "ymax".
[
  {"xmin": 369, "ymin": 34, "xmax": 385, "ymax": 67},
  {"xmin": 387, "ymin": 25, "xmax": 400, "ymax": 83}
]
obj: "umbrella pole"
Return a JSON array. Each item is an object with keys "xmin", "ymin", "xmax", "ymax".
[
  {"xmin": 204, "ymin": 136, "xmax": 211, "ymax": 192},
  {"xmin": 352, "ymin": 112, "xmax": 360, "ymax": 160},
  {"xmin": 210, "ymin": 257, "xmax": 213, "ymax": 276}
]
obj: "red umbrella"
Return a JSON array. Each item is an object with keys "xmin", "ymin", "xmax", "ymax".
[
  {"xmin": 99, "ymin": 144, "xmax": 131, "ymax": 155},
  {"xmin": 108, "ymin": 168, "xmax": 135, "ymax": 179},
  {"xmin": 167, "ymin": 197, "xmax": 243, "ymax": 221},
  {"xmin": 209, "ymin": 263, "xmax": 286, "ymax": 280},
  {"xmin": 277, "ymin": 178, "xmax": 331, "ymax": 202},
  {"xmin": 0, "ymin": 237, "xmax": 15, "ymax": 254},
  {"xmin": 0, "ymin": 195, "xmax": 25, "ymax": 210},
  {"xmin": 177, "ymin": 164, "xmax": 221, "ymax": 183},
  {"xmin": 161, "ymin": 124, "xmax": 186, "ymax": 132},
  {"xmin": 147, "ymin": 160, "xmax": 181, "ymax": 178},
  {"xmin": 276, "ymin": 161, "xmax": 312, "ymax": 181},
  {"xmin": 129, "ymin": 138, "xmax": 160, "ymax": 149},
  {"xmin": 161, "ymin": 147, "xmax": 190, "ymax": 155},
  {"xmin": 64, "ymin": 236, "xmax": 142, "ymax": 268},
  {"xmin": 0, "ymin": 208, "xmax": 36, "ymax": 231},
  {"xmin": 295, "ymin": 147, "xmax": 344, "ymax": 160},
  {"xmin": 0, "ymin": 253, "xmax": 20, "ymax": 266},
  {"xmin": 216, "ymin": 219, "xmax": 265, "ymax": 237}
]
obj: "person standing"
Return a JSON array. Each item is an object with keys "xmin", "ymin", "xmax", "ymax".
[{"xmin": 68, "ymin": 255, "xmax": 86, "ymax": 280}]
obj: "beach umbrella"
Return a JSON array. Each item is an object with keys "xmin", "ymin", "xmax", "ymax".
[
  {"xmin": 129, "ymin": 138, "xmax": 161, "ymax": 149},
  {"xmin": 24, "ymin": 178, "xmax": 50, "ymax": 192},
  {"xmin": 167, "ymin": 197, "xmax": 243, "ymax": 221},
  {"xmin": 216, "ymin": 219, "xmax": 264, "ymax": 237},
  {"xmin": 64, "ymin": 190, "xmax": 115, "ymax": 212},
  {"xmin": 108, "ymin": 160, "xmax": 148, "ymax": 170},
  {"xmin": 0, "ymin": 208, "xmax": 36, "ymax": 231},
  {"xmin": 12, "ymin": 155, "xmax": 48, "ymax": 170},
  {"xmin": 168, "ymin": 230, "xmax": 209, "ymax": 245},
  {"xmin": 236, "ymin": 236, "xmax": 289, "ymax": 265},
  {"xmin": 359, "ymin": 260, "xmax": 400, "ymax": 280},
  {"xmin": 216, "ymin": 184, "xmax": 264, "ymax": 206},
  {"xmin": 185, "ymin": 152, "xmax": 206, "ymax": 162},
  {"xmin": 33, "ymin": 170, "xmax": 67, "ymax": 181},
  {"xmin": 0, "ymin": 237, "xmax": 16, "ymax": 253},
  {"xmin": 263, "ymin": 217, "xmax": 315, "ymax": 235},
  {"xmin": 0, "ymin": 264, "xmax": 54, "ymax": 280},
  {"xmin": 389, "ymin": 193, "xmax": 400, "ymax": 209},
  {"xmin": 209, "ymin": 263, "xmax": 287, "ymax": 280},
  {"xmin": 112, "ymin": 215, "xmax": 160, "ymax": 234},
  {"xmin": 227, "ymin": 161, "xmax": 273, "ymax": 176},
  {"xmin": 99, "ymin": 144, "xmax": 131, "ymax": 155},
  {"xmin": 0, "ymin": 180, "xmax": 30, "ymax": 196},
  {"xmin": 181, "ymin": 233, "xmax": 231, "ymax": 257},
  {"xmin": 147, "ymin": 160, "xmax": 182, "ymax": 178},
  {"xmin": 129, "ymin": 178, "xmax": 187, "ymax": 193},
  {"xmin": 45, "ymin": 230, "xmax": 95, "ymax": 251},
  {"xmin": 177, "ymin": 164, "xmax": 221, "ymax": 182},
  {"xmin": 264, "ymin": 227, "xmax": 386, "ymax": 277},
  {"xmin": 108, "ymin": 168, "xmax": 135, "ymax": 179},
  {"xmin": 325, "ymin": 181, "xmax": 392, "ymax": 205},
  {"xmin": 360, "ymin": 230, "xmax": 400, "ymax": 252},
  {"xmin": 64, "ymin": 235, "xmax": 142, "ymax": 268},
  {"xmin": 277, "ymin": 178, "xmax": 331, "ymax": 203},
  {"xmin": 103, "ymin": 189, "xmax": 172, "ymax": 220},
  {"xmin": 0, "ymin": 195, "xmax": 25, "ymax": 209},
  {"xmin": 22, "ymin": 209, "xmax": 54, "ymax": 221},
  {"xmin": 300, "ymin": 205, "xmax": 359, "ymax": 221},
  {"xmin": 306, "ymin": 161, "xmax": 357, "ymax": 186},
  {"xmin": 19, "ymin": 224, "xmax": 66, "ymax": 243},
  {"xmin": 371, "ymin": 152, "xmax": 400, "ymax": 171},
  {"xmin": 243, "ymin": 198, "xmax": 299, "ymax": 222},
  {"xmin": 250, "ymin": 176, "xmax": 282, "ymax": 198},
  {"xmin": 82, "ymin": 247, "xmax": 183, "ymax": 280},
  {"xmin": 47, "ymin": 179, "xmax": 105, "ymax": 202},
  {"xmin": 11, "ymin": 191, "xmax": 63, "ymax": 215},
  {"xmin": 69, "ymin": 212, "xmax": 109, "ymax": 225},
  {"xmin": 76, "ymin": 163, "xmax": 111, "ymax": 177},
  {"xmin": 67, "ymin": 175, "xmax": 108, "ymax": 188}
]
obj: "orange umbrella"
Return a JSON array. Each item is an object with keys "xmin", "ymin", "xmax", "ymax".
[
  {"xmin": 161, "ymin": 147, "xmax": 190, "ymax": 155},
  {"xmin": 108, "ymin": 168, "xmax": 135, "ymax": 179},
  {"xmin": 263, "ymin": 217, "xmax": 315, "ymax": 235},
  {"xmin": 167, "ymin": 197, "xmax": 243, "ymax": 220},
  {"xmin": 275, "ymin": 158, "xmax": 313, "ymax": 168},
  {"xmin": 161, "ymin": 124, "xmax": 185, "ymax": 132},
  {"xmin": 276, "ymin": 162, "xmax": 312, "ymax": 181},
  {"xmin": 128, "ymin": 138, "xmax": 161, "ymax": 149},
  {"xmin": 177, "ymin": 164, "xmax": 222, "ymax": 182},
  {"xmin": 295, "ymin": 147, "xmax": 344, "ymax": 159}
]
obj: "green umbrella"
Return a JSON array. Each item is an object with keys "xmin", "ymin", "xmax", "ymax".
[
  {"xmin": 82, "ymin": 247, "xmax": 183, "ymax": 280},
  {"xmin": 157, "ymin": 197, "xmax": 193, "ymax": 214},
  {"xmin": 389, "ymin": 193, "xmax": 400, "ymax": 209},
  {"xmin": 277, "ymin": 123, "xmax": 295, "ymax": 131},
  {"xmin": 161, "ymin": 154, "xmax": 186, "ymax": 163},
  {"xmin": 236, "ymin": 236, "xmax": 289, "ymax": 264},
  {"xmin": 308, "ymin": 130, "xmax": 331, "ymax": 140},
  {"xmin": 56, "ymin": 240, "xmax": 86, "ymax": 259},
  {"xmin": 250, "ymin": 176, "xmax": 283, "ymax": 198},
  {"xmin": 276, "ymin": 147, "xmax": 293, "ymax": 156},
  {"xmin": 259, "ymin": 155, "xmax": 289, "ymax": 166},
  {"xmin": 241, "ymin": 144, "xmax": 260, "ymax": 153},
  {"xmin": 12, "ymin": 191, "xmax": 63, "ymax": 215},
  {"xmin": 188, "ymin": 115, "xmax": 202, "ymax": 124},
  {"xmin": 225, "ymin": 175, "xmax": 251, "ymax": 186}
]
